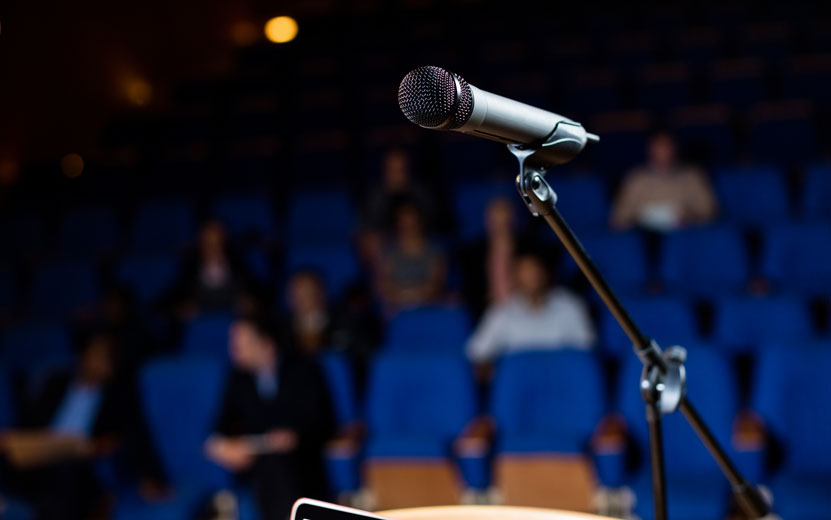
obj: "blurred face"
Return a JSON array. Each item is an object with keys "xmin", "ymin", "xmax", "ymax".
[
  {"xmin": 383, "ymin": 149, "xmax": 410, "ymax": 191},
  {"xmin": 200, "ymin": 220, "xmax": 226, "ymax": 257},
  {"xmin": 80, "ymin": 335, "xmax": 116, "ymax": 384},
  {"xmin": 648, "ymin": 134, "xmax": 677, "ymax": 170},
  {"xmin": 229, "ymin": 321, "xmax": 272, "ymax": 371},
  {"xmin": 514, "ymin": 256, "xmax": 549, "ymax": 298},
  {"xmin": 396, "ymin": 205, "xmax": 423, "ymax": 237},
  {"xmin": 288, "ymin": 273, "xmax": 326, "ymax": 314},
  {"xmin": 486, "ymin": 198, "xmax": 514, "ymax": 235}
]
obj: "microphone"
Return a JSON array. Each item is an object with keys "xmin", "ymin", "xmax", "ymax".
[{"xmin": 398, "ymin": 66, "xmax": 598, "ymax": 167}]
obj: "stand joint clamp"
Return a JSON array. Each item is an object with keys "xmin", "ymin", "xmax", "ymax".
[{"xmin": 640, "ymin": 341, "xmax": 687, "ymax": 415}]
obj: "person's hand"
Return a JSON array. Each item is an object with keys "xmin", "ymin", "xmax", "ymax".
[
  {"xmin": 264, "ymin": 429, "xmax": 298, "ymax": 453},
  {"xmin": 205, "ymin": 436, "xmax": 254, "ymax": 471}
]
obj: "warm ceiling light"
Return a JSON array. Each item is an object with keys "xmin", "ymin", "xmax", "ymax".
[
  {"xmin": 125, "ymin": 78, "xmax": 153, "ymax": 107},
  {"xmin": 264, "ymin": 16, "xmax": 298, "ymax": 44},
  {"xmin": 231, "ymin": 20, "xmax": 258, "ymax": 47},
  {"xmin": 61, "ymin": 153, "xmax": 84, "ymax": 178}
]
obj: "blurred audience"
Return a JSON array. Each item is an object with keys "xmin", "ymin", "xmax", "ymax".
[
  {"xmin": 0, "ymin": 331, "xmax": 129, "ymax": 519},
  {"xmin": 363, "ymin": 148, "xmax": 435, "ymax": 232},
  {"xmin": 206, "ymin": 315, "xmax": 335, "ymax": 520},
  {"xmin": 377, "ymin": 200, "xmax": 447, "ymax": 313},
  {"xmin": 611, "ymin": 131, "xmax": 718, "ymax": 231},
  {"xmin": 466, "ymin": 250, "xmax": 595, "ymax": 366},
  {"xmin": 458, "ymin": 198, "xmax": 530, "ymax": 320},
  {"xmin": 172, "ymin": 219, "xmax": 257, "ymax": 317}
]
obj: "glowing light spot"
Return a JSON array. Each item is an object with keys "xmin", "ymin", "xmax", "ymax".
[
  {"xmin": 61, "ymin": 153, "xmax": 84, "ymax": 178},
  {"xmin": 125, "ymin": 78, "xmax": 153, "ymax": 107},
  {"xmin": 264, "ymin": 16, "xmax": 298, "ymax": 44}
]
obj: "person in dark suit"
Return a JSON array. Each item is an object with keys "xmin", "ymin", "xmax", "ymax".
[
  {"xmin": 205, "ymin": 314, "xmax": 335, "ymax": 520},
  {"xmin": 1, "ymin": 330, "xmax": 130, "ymax": 520}
]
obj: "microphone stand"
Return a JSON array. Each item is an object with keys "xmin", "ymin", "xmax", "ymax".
[{"xmin": 507, "ymin": 140, "xmax": 771, "ymax": 520}]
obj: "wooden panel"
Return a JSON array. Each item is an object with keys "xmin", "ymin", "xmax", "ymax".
[
  {"xmin": 367, "ymin": 460, "xmax": 462, "ymax": 510},
  {"xmin": 495, "ymin": 455, "xmax": 597, "ymax": 512}
]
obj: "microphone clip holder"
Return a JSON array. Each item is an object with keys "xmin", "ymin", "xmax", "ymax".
[{"xmin": 509, "ymin": 143, "xmax": 771, "ymax": 520}]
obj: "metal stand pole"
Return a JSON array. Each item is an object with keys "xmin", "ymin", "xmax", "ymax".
[{"xmin": 510, "ymin": 143, "xmax": 771, "ymax": 519}]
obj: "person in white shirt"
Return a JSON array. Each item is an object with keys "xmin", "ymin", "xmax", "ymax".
[{"xmin": 466, "ymin": 251, "xmax": 595, "ymax": 364}]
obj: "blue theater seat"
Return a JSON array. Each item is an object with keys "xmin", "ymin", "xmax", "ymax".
[
  {"xmin": 491, "ymin": 350, "xmax": 605, "ymax": 454},
  {"xmin": 660, "ymin": 226, "xmax": 749, "ymax": 296},
  {"xmin": 116, "ymin": 255, "xmax": 179, "ymax": 305},
  {"xmin": 365, "ymin": 350, "xmax": 476, "ymax": 460},
  {"xmin": 285, "ymin": 243, "xmax": 359, "ymax": 298},
  {"xmin": 602, "ymin": 297, "xmax": 698, "ymax": 355},
  {"xmin": 385, "ymin": 305, "xmax": 471, "ymax": 353},
  {"xmin": 800, "ymin": 163, "xmax": 831, "ymax": 219},
  {"xmin": 713, "ymin": 297, "xmax": 814, "ymax": 353},
  {"xmin": 550, "ymin": 174, "xmax": 609, "ymax": 232},
  {"xmin": 131, "ymin": 200, "xmax": 195, "ymax": 254},
  {"xmin": 753, "ymin": 342, "xmax": 831, "ymax": 520},
  {"xmin": 784, "ymin": 54, "xmax": 831, "ymax": 106},
  {"xmin": 116, "ymin": 358, "xmax": 229, "ymax": 520},
  {"xmin": 618, "ymin": 345, "xmax": 739, "ymax": 520},
  {"xmin": 453, "ymin": 179, "xmax": 519, "ymax": 241},
  {"xmin": 181, "ymin": 313, "xmax": 234, "ymax": 361},
  {"xmin": 749, "ymin": 101, "xmax": 817, "ymax": 165},
  {"xmin": 714, "ymin": 165, "xmax": 788, "ymax": 226},
  {"xmin": 709, "ymin": 58, "xmax": 767, "ymax": 109},
  {"xmin": 761, "ymin": 222, "xmax": 831, "ymax": 294},
  {"xmin": 213, "ymin": 194, "xmax": 274, "ymax": 238},
  {"xmin": 59, "ymin": 207, "xmax": 119, "ymax": 257},
  {"xmin": 28, "ymin": 261, "xmax": 98, "ymax": 319},
  {"xmin": 561, "ymin": 231, "xmax": 648, "ymax": 294},
  {"xmin": 288, "ymin": 190, "xmax": 355, "ymax": 244},
  {"xmin": 1, "ymin": 321, "xmax": 72, "ymax": 376}
]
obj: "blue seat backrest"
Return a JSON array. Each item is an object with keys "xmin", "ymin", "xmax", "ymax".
[
  {"xmin": 366, "ymin": 351, "xmax": 476, "ymax": 439},
  {"xmin": 713, "ymin": 297, "xmax": 814, "ymax": 352},
  {"xmin": 140, "ymin": 357, "xmax": 228, "ymax": 487},
  {"xmin": 285, "ymin": 243, "xmax": 359, "ymax": 298},
  {"xmin": 753, "ymin": 342, "xmax": 831, "ymax": 474},
  {"xmin": 491, "ymin": 350, "xmax": 605, "ymax": 440},
  {"xmin": 801, "ymin": 163, "xmax": 831, "ymax": 219},
  {"xmin": 562, "ymin": 231, "xmax": 648, "ymax": 292},
  {"xmin": 453, "ymin": 179, "xmax": 520, "ymax": 241},
  {"xmin": 715, "ymin": 166, "xmax": 788, "ymax": 225},
  {"xmin": 385, "ymin": 305, "xmax": 471, "ymax": 352},
  {"xmin": 181, "ymin": 313, "xmax": 234, "ymax": 362},
  {"xmin": 761, "ymin": 222, "xmax": 831, "ymax": 292},
  {"xmin": 132, "ymin": 200, "xmax": 195, "ymax": 254},
  {"xmin": 602, "ymin": 297, "xmax": 698, "ymax": 354},
  {"xmin": 552, "ymin": 175, "xmax": 609, "ymax": 231},
  {"xmin": 116, "ymin": 255, "xmax": 179, "ymax": 305},
  {"xmin": 288, "ymin": 190, "xmax": 354, "ymax": 243},
  {"xmin": 660, "ymin": 226, "xmax": 748, "ymax": 294},
  {"xmin": 213, "ymin": 194, "xmax": 274, "ymax": 237}
]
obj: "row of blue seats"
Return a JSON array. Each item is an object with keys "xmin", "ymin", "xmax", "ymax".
[
  {"xmin": 2, "ymin": 160, "xmax": 830, "ymax": 260},
  {"xmin": 1, "ymin": 219, "xmax": 830, "ymax": 322},
  {"xmin": 15, "ymin": 343, "xmax": 818, "ymax": 520}
]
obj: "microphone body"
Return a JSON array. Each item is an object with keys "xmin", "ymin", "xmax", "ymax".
[{"xmin": 398, "ymin": 66, "xmax": 597, "ymax": 167}]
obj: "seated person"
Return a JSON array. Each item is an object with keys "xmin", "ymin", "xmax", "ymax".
[
  {"xmin": 378, "ymin": 200, "xmax": 446, "ymax": 313},
  {"xmin": 458, "ymin": 197, "xmax": 530, "ymax": 320},
  {"xmin": 173, "ymin": 219, "xmax": 256, "ymax": 317},
  {"xmin": 283, "ymin": 269, "xmax": 333, "ymax": 355},
  {"xmin": 466, "ymin": 250, "xmax": 595, "ymax": 367},
  {"xmin": 610, "ymin": 131, "xmax": 718, "ymax": 231},
  {"xmin": 1, "ymin": 331, "xmax": 129, "ymax": 520},
  {"xmin": 205, "ymin": 315, "xmax": 335, "ymax": 520}
]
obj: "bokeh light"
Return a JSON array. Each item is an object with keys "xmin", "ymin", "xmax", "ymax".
[
  {"xmin": 61, "ymin": 153, "xmax": 84, "ymax": 178},
  {"xmin": 264, "ymin": 16, "xmax": 298, "ymax": 44},
  {"xmin": 125, "ymin": 78, "xmax": 153, "ymax": 107}
]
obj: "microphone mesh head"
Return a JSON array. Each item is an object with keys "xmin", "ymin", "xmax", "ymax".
[{"xmin": 398, "ymin": 66, "xmax": 473, "ymax": 129}]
